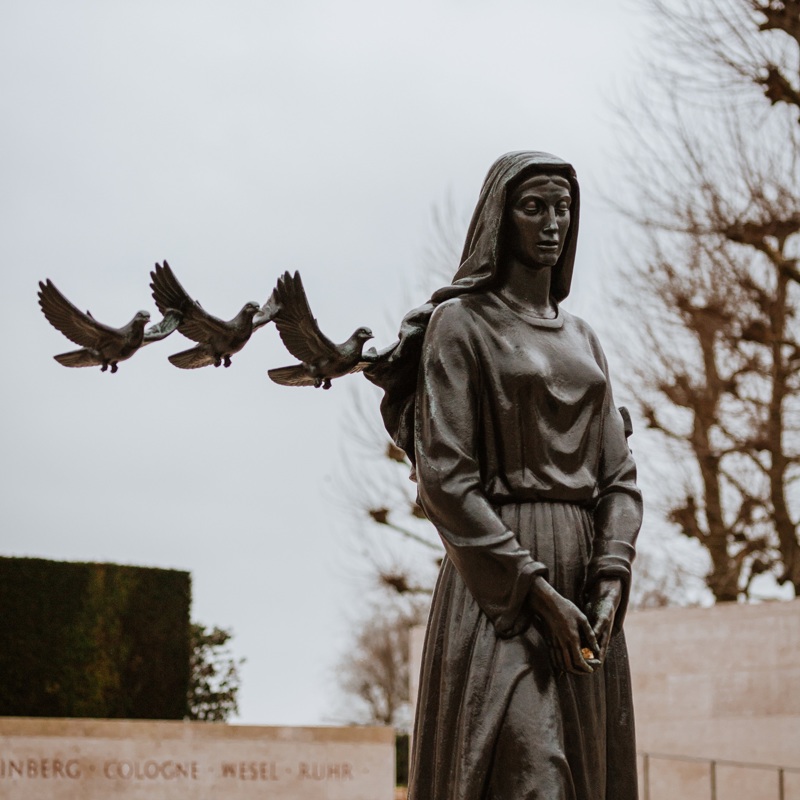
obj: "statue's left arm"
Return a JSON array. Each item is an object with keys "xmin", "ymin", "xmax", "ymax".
[{"xmin": 586, "ymin": 347, "xmax": 643, "ymax": 643}]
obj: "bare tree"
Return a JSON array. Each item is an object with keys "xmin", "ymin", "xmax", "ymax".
[
  {"xmin": 645, "ymin": 0, "xmax": 800, "ymax": 114},
  {"xmin": 334, "ymin": 386, "xmax": 443, "ymax": 597},
  {"xmin": 335, "ymin": 600, "xmax": 427, "ymax": 730},
  {"xmin": 615, "ymin": 0, "xmax": 800, "ymax": 600}
]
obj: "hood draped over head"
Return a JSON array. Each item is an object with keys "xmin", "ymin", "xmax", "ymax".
[{"xmin": 364, "ymin": 151, "xmax": 581, "ymax": 463}]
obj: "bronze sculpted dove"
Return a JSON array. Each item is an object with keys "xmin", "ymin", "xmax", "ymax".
[
  {"xmin": 37, "ymin": 279, "xmax": 180, "ymax": 373},
  {"xmin": 267, "ymin": 271, "xmax": 375, "ymax": 389},
  {"xmin": 150, "ymin": 261, "xmax": 276, "ymax": 369}
]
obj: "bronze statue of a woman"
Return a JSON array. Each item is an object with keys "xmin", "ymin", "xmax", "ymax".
[
  {"xmin": 37, "ymin": 148, "xmax": 641, "ymax": 799},
  {"xmin": 366, "ymin": 151, "xmax": 642, "ymax": 800}
]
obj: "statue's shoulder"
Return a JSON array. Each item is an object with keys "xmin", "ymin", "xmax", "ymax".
[
  {"xmin": 428, "ymin": 294, "xmax": 489, "ymax": 337},
  {"xmin": 561, "ymin": 307, "xmax": 596, "ymax": 336},
  {"xmin": 422, "ymin": 296, "xmax": 493, "ymax": 356},
  {"xmin": 560, "ymin": 308, "xmax": 608, "ymax": 362},
  {"xmin": 431, "ymin": 293, "xmax": 479, "ymax": 326}
]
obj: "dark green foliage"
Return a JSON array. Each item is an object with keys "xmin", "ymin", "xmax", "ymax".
[
  {"xmin": 395, "ymin": 733, "xmax": 409, "ymax": 786},
  {"xmin": 186, "ymin": 623, "xmax": 243, "ymax": 721},
  {"xmin": 0, "ymin": 557, "xmax": 191, "ymax": 719}
]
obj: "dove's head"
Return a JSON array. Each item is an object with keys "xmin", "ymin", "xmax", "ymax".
[
  {"xmin": 354, "ymin": 327, "xmax": 374, "ymax": 343},
  {"xmin": 243, "ymin": 301, "xmax": 261, "ymax": 318},
  {"xmin": 134, "ymin": 310, "xmax": 151, "ymax": 323}
]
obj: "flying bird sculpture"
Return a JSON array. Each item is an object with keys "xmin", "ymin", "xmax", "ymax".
[
  {"xmin": 268, "ymin": 271, "xmax": 376, "ymax": 389},
  {"xmin": 150, "ymin": 261, "xmax": 276, "ymax": 369},
  {"xmin": 37, "ymin": 279, "xmax": 181, "ymax": 373}
]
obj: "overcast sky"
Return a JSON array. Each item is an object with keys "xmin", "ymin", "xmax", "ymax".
[{"xmin": 0, "ymin": 0, "xmax": 680, "ymax": 725}]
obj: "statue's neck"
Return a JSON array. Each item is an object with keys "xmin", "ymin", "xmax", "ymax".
[{"xmin": 496, "ymin": 259, "xmax": 555, "ymax": 319}]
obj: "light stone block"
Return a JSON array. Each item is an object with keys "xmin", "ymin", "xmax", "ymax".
[
  {"xmin": 0, "ymin": 718, "xmax": 395, "ymax": 800},
  {"xmin": 626, "ymin": 600, "xmax": 800, "ymax": 768},
  {"xmin": 626, "ymin": 599, "xmax": 800, "ymax": 799}
]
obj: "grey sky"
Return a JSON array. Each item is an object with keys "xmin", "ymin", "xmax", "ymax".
[{"xmin": 1, "ymin": 1, "xmax": 661, "ymax": 724}]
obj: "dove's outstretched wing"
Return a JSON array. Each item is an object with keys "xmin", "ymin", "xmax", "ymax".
[
  {"xmin": 38, "ymin": 280, "xmax": 122, "ymax": 349},
  {"xmin": 271, "ymin": 271, "xmax": 338, "ymax": 363},
  {"xmin": 150, "ymin": 261, "xmax": 231, "ymax": 344}
]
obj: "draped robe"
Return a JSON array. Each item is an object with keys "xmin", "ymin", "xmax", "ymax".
[{"xmin": 410, "ymin": 290, "xmax": 642, "ymax": 800}]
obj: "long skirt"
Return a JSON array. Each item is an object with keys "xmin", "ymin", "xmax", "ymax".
[{"xmin": 408, "ymin": 501, "xmax": 638, "ymax": 800}]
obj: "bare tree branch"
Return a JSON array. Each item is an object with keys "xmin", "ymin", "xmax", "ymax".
[{"xmin": 615, "ymin": 0, "xmax": 800, "ymax": 599}]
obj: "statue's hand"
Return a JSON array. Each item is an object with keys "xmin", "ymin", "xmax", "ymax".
[
  {"xmin": 529, "ymin": 576, "xmax": 598, "ymax": 675},
  {"xmin": 585, "ymin": 578, "xmax": 623, "ymax": 664}
]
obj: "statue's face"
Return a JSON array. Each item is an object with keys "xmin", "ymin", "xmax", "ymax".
[{"xmin": 506, "ymin": 173, "xmax": 571, "ymax": 269}]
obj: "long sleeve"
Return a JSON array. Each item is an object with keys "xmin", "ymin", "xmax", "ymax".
[
  {"xmin": 415, "ymin": 302, "xmax": 546, "ymax": 637},
  {"xmin": 586, "ymin": 353, "xmax": 643, "ymax": 628}
]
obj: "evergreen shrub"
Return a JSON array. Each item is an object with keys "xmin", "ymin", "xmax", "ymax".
[{"xmin": 0, "ymin": 556, "xmax": 191, "ymax": 719}]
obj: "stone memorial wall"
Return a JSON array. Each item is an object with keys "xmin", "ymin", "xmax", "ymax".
[
  {"xmin": 0, "ymin": 718, "xmax": 395, "ymax": 800},
  {"xmin": 625, "ymin": 599, "xmax": 800, "ymax": 800}
]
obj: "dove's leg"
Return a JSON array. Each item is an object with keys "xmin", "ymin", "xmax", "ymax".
[
  {"xmin": 307, "ymin": 364, "xmax": 323, "ymax": 388},
  {"xmin": 110, "ymin": 362, "xmax": 118, "ymax": 374},
  {"xmin": 323, "ymin": 379, "xmax": 332, "ymax": 390},
  {"xmin": 101, "ymin": 363, "xmax": 108, "ymax": 372},
  {"xmin": 213, "ymin": 355, "xmax": 222, "ymax": 367},
  {"xmin": 223, "ymin": 355, "xmax": 232, "ymax": 368}
]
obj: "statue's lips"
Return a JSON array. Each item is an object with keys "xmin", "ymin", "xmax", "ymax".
[{"xmin": 536, "ymin": 241, "xmax": 560, "ymax": 250}]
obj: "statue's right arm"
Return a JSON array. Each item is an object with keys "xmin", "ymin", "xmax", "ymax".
[{"xmin": 414, "ymin": 301, "xmax": 547, "ymax": 639}]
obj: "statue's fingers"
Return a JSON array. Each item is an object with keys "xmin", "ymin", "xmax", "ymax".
[
  {"xmin": 569, "ymin": 646, "xmax": 594, "ymax": 674},
  {"xmin": 581, "ymin": 616, "xmax": 600, "ymax": 654},
  {"xmin": 595, "ymin": 615, "xmax": 615, "ymax": 663},
  {"xmin": 597, "ymin": 634, "xmax": 610, "ymax": 664},
  {"xmin": 566, "ymin": 629, "xmax": 593, "ymax": 675}
]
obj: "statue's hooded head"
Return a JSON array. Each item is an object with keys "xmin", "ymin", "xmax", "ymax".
[
  {"xmin": 365, "ymin": 151, "xmax": 581, "ymax": 460},
  {"xmin": 432, "ymin": 150, "xmax": 580, "ymax": 304}
]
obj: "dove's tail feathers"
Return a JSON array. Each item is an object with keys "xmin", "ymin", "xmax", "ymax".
[
  {"xmin": 168, "ymin": 347, "xmax": 217, "ymax": 369},
  {"xmin": 253, "ymin": 290, "xmax": 281, "ymax": 331},
  {"xmin": 144, "ymin": 309, "xmax": 182, "ymax": 344},
  {"xmin": 268, "ymin": 365, "xmax": 318, "ymax": 387},
  {"xmin": 54, "ymin": 349, "xmax": 100, "ymax": 368}
]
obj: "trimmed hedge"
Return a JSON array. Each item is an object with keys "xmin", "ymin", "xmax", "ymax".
[
  {"xmin": 0, "ymin": 557, "xmax": 191, "ymax": 719},
  {"xmin": 396, "ymin": 733, "xmax": 409, "ymax": 786}
]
